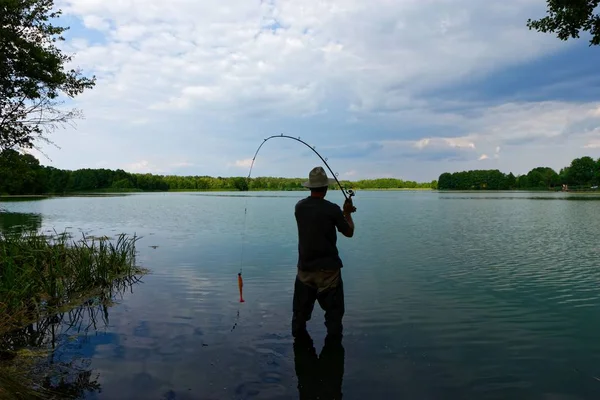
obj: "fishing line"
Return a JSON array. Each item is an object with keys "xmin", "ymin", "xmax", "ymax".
[
  {"xmin": 237, "ymin": 134, "xmax": 356, "ymax": 305},
  {"xmin": 238, "ymin": 203, "xmax": 246, "ymax": 303}
]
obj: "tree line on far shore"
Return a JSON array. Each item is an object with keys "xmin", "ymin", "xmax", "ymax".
[
  {"xmin": 438, "ymin": 156, "xmax": 600, "ymax": 191},
  {"xmin": 0, "ymin": 150, "xmax": 436, "ymax": 195}
]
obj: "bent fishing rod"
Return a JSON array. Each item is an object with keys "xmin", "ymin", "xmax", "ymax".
[
  {"xmin": 246, "ymin": 134, "xmax": 356, "ymax": 200},
  {"xmin": 236, "ymin": 134, "xmax": 356, "ymax": 305}
]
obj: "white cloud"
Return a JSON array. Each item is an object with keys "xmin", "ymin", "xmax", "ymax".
[
  {"xmin": 25, "ymin": 0, "xmax": 597, "ymax": 181},
  {"xmin": 81, "ymin": 15, "xmax": 110, "ymax": 31},
  {"xmin": 394, "ymin": 136, "xmax": 476, "ymax": 152},
  {"xmin": 494, "ymin": 146, "xmax": 501, "ymax": 159},
  {"xmin": 322, "ymin": 100, "xmax": 600, "ymax": 176},
  {"xmin": 232, "ymin": 159, "xmax": 254, "ymax": 168},
  {"xmin": 125, "ymin": 160, "xmax": 158, "ymax": 173},
  {"xmin": 584, "ymin": 140, "xmax": 600, "ymax": 149},
  {"xmin": 444, "ymin": 137, "xmax": 476, "ymax": 149},
  {"xmin": 413, "ymin": 138, "xmax": 430, "ymax": 149},
  {"xmin": 55, "ymin": 0, "xmax": 567, "ymax": 119}
]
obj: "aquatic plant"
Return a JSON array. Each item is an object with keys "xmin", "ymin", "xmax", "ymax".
[{"xmin": 0, "ymin": 230, "xmax": 142, "ymax": 334}]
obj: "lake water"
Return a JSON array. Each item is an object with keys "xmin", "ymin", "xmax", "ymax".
[{"xmin": 2, "ymin": 191, "xmax": 600, "ymax": 400}]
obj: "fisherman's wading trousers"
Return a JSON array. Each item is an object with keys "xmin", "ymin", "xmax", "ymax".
[{"xmin": 292, "ymin": 272, "xmax": 345, "ymax": 337}]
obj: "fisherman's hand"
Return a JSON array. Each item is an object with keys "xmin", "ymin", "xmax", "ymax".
[{"xmin": 343, "ymin": 198, "xmax": 356, "ymax": 214}]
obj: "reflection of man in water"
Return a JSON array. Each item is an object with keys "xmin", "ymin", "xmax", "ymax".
[
  {"xmin": 294, "ymin": 332, "xmax": 345, "ymax": 400},
  {"xmin": 292, "ymin": 166, "xmax": 356, "ymax": 339}
]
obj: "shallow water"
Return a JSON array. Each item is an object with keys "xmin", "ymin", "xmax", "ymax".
[{"xmin": 2, "ymin": 191, "xmax": 600, "ymax": 399}]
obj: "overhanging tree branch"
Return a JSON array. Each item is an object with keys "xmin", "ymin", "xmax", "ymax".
[
  {"xmin": 0, "ymin": 0, "xmax": 96, "ymax": 152},
  {"xmin": 527, "ymin": 0, "xmax": 600, "ymax": 46}
]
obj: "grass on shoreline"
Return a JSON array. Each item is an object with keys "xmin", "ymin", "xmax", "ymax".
[
  {"xmin": 0, "ymin": 231, "xmax": 143, "ymax": 333},
  {"xmin": 0, "ymin": 230, "xmax": 146, "ymax": 399}
]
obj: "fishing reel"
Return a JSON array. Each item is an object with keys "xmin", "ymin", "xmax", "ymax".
[{"xmin": 344, "ymin": 189, "xmax": 356, "ymax": 203}]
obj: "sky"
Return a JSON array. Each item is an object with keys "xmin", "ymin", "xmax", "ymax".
[{"xmin": 33, "ymin": 0, "xmax": 600, "ymax": 182}]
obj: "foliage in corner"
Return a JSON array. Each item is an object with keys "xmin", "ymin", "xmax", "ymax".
[
  {"xmin": 527, "ymin": 0, "xmax": 600, "ymax": 46},
  {"xmin": 0, "ymin": 0, "xmax": 96, "ymax": 151}
]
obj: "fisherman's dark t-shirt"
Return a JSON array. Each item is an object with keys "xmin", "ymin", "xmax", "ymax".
[{"xmin": 295, "ymin": 196, "xmax": 351, "ymax": 271}]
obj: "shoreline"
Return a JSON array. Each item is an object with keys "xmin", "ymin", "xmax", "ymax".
[
  {"xmin": 3, "ymin": 188, "xmax": 600, "ymax": 200},
  {"xmin": 1, "ymin": 188, "xmax": 434, "ymax": 199}
]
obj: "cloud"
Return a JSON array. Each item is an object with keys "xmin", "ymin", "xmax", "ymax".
[
  {"xmin": 584, "ymin": 139, "xmax": 600, "ymax": 149},
  {"xmin": 411, "ymin": 136, "xmax": 475, "ymax": 150},
  {"xmin": 123, "ymin": 159, "xmax": 195, "ymax": 174},
  {"xmin": 125, "ymin": 160, "xmax": 157, "ymax": 173},
  {"xmin": 318, "ymin": 142, "xmax": 385, "ymax": 159},
  {"xmin": 55, "ymin": 0, "xmax": 567, "ymax": 118},
  {"xmin": 445, "ymin": 137, "xmax": 476, "ymax": 149},
  {"xmin": 82, "ymin": 15, "xmax": 111, "ymax": 31},
  {"xmin": 24, "ymin": 0, "xmax": 600, "ymax": 181},
  {"xmin": 170, "ymin": 162, "xmax": 194, "ymax": 168},
  {"xmin": 494, "ymin": 146, "xmax": 501, "ymax": 159},
  {"xmin": 414, "ymin": 138, "xmax": 430, "ymax": 149},
  {"xmin": 306, "ymin": 100, "xmax": 600, "ymax": 173},
  {"xmin": 232, "ymin": 159, "xmax": 254, "ymax": 168}
]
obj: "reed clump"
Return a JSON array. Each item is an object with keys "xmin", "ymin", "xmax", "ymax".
[
  {"xmin": 0, "ymin": 231, "xmax": 144, "ymax": 398},
  {"xmin": 0, "ymin": 231, "xmax": 142, "ymax": 334}
]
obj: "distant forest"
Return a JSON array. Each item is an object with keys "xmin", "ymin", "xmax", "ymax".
[
  {"xmin": 438, "ymin": 156, "xmax": 600, "ymax": 191},
  {"xmin": 0, "ymin": 150, "xmax": 435, "ymax": 195}
]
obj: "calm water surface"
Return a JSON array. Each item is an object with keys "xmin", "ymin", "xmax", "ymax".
[{"xmin": 2, "ymin": 191, "xmax": 600, "ymax": 400}]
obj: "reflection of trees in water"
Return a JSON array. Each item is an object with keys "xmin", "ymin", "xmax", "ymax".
[
  {"xmin": 0, "ymin": 274, "xmax": 143, "ymax": 399},
  {"xmin": 0, "ymin": 211, "xmax": 42, "ymax": 235}
]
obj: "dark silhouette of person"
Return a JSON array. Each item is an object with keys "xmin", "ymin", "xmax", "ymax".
[
  {"xmin": 292, "ymin": 166, "xmax": 356, "ymax": 339},
  {"xmin": 293, "ymin": 332, "xmax": 345, "ymax": 400}
]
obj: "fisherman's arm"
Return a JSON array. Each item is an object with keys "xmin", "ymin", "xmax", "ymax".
[
  {"xmin": 341, "ymin": 211, "xmax": 354, "ymax": 237},
  {"xmin": 338, "ymin": 198, "xmax": 356, "ymax": 238}
]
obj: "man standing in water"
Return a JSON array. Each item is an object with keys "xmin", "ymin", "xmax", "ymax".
[{"xmin": 292, "ymin": 166, "xmax": 356, "ymax": 339}]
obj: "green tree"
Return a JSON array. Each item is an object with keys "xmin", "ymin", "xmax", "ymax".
[
  {"xmin": 438, "ymin": 173, "xmax": 452, "ymax": 190},
  {"xmin": 232, "ymin": 177, "xmax": 249, "ymax": 191},
  {"xmin": 0, "ymin": 0, "xmax": 96, "ymax": 150},
  {"xmin": 506, "ymin": 172, "xmax": 517, "ymax": 189},
  {"xmin": 569, "ymin": 156, "xmax": 597, "ymax": 186},
  {"xmin": 526, "ymin": 167, "xmax": 559, "ymax": 188},
  {"xmin": 0, "ymin": 149, "xmax": 44, "ymax": 194},
  {"xmin": 112, "ymin": 178, "xmax": 133, "ymax": 190},
  {"xmin": 516, "ymin": 175, "xmax": 530, "ymax": 189},
  {"xmin": 527, "ymin": 0, "xmax": 600, "ymax": 46},
  {"xmin": 559, "ymin": 167, "xmax": 571, "ymax": 185}
]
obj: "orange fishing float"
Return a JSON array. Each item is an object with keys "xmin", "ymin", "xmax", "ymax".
[{"xmin": 238, "ymin": 272, "xmax": 245, "ymax": 302}]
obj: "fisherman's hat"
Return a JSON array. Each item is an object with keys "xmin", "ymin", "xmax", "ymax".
[{"xmin": 302, "ymin": 166, "xmax": 336, "ymax": 188}]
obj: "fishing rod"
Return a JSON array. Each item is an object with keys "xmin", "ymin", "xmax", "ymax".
[
  {"xmin": 246, "ymin": 134, "xmax": 356, "ymax": 200},
  {"xmin": 236, "ymin": 134, "xmax": 356, "ymax": 305}
]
